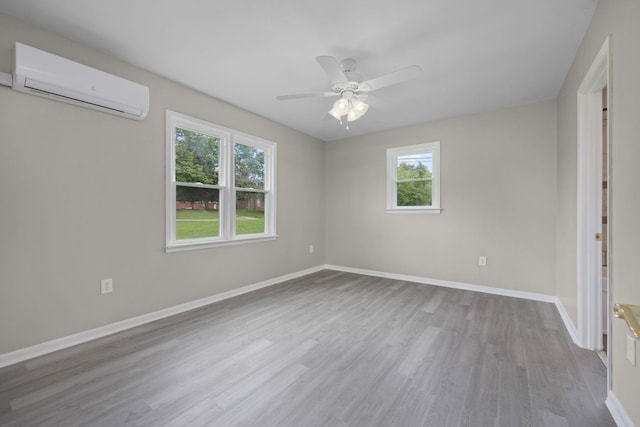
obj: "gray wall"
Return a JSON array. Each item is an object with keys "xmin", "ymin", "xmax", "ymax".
[
  {"xmin": 325, "ymin": 101, "xmax": 558, "ymax": 295},
  {"xmin": 0, "ymin": 13, "xmax": 326, "ymax": 354},
  {"xmin": 556, "ymin": 0, "xmax": 640, "ymax": 422}
]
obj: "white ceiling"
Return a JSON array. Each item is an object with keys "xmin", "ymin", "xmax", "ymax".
[{"xmin": 0, "ymin": 0, "xmax": 597, "ymax": 142}]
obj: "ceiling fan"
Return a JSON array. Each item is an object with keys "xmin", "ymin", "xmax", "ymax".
[{"xmin": 276, "ymin": 56, "xmax": 422, "ymax": 126}]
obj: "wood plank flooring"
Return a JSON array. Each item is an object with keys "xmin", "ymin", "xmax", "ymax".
[{"xmin": 0, "ymin": 271, "xmax": 615, "ymax": 426}]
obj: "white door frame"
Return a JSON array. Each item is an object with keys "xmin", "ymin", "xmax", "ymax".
[{"xmin": 576, "ymin": 36, "xmax": 611, "ymax": 365}]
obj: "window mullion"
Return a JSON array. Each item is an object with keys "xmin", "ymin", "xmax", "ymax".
[
  {"xmin": 175, "ymin": 182, "xmax": 221, "ymax": 190},
  {"xmin": 230, "ymin": 137, "xmax": 238, "ymax": 239},
  {"xmin": 170, "ymin": 183, "xmax": 177, "ymax": 241},
  {"xmin": 167, "ymin": 116, "xmax": 177, "ymax": 243},
  {"xmin": 395, "ymin": 178, "xmax": 433, "ymax": 183},
  {"xmin": 221, "ymin": 136, "xmax": 234, "ymax": 241},
  {"xmin": 264, "ymin": 146, "xmax": 274, "ymax": 235}
]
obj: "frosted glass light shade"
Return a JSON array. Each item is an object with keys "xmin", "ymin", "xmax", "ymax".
[
  {"xmin": 329, "ymin": 97, "xmax": 368, "ymax": 122},
  {"xmin": 347, "ymin": 99, "xmax": 368, "ymax": 122},
  {"xmin": 329, "ymin": 97, "xmax": 350, "ymax": 119}
]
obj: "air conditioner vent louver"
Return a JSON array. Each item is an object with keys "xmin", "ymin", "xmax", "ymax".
[{"xmin": 12, "ymin": 42, "xmax": 149, "ymax": 120}]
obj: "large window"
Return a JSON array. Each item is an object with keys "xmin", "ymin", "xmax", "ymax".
[
  {"xmin": 166, "ymin": 110, "xmax": 276, "ymax": 251},
  {"xmin": 386, "ymin": 141, "xmax": 440, "ymax": 213}
]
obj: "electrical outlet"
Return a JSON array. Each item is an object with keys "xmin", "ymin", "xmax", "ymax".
[
  {"xmin": 309, "ymin": 245, "xmax": 314, "ymax": 254},
  {"xmin": 627, "ymin": 334, "xmax": 636, "ymax": 366},
  {"xmin": 478, "ymin": 256, "xmax": 487, "ymax": 267},
  {"xmin": 100, "ymin": 278, "xmax": 113, "ymax": 295}
]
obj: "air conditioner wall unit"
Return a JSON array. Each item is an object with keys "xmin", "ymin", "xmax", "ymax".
[{"xmin": 12, "ymin": 42, "xmax": 149, "ymax": 120}]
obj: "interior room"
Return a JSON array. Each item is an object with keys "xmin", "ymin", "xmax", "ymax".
[{"xmin": 0, "ymin": 1, "xmax": 639, "ymax": 426}]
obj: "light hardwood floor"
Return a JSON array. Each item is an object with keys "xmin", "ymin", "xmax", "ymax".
[{"xmin": 0, "ymin": 271, "xmax": 615, "ymax": 426}]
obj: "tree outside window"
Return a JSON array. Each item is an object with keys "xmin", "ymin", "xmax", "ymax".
[
  {"xmin": 166, "ymin": 110, "xmax": 276, "ymax": 251},
  {"xmin": 387, "ymin": 142, "xmax": 440, "ymax": 213}
]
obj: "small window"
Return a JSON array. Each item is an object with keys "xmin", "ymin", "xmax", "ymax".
[
  {"xmin": 166, "ymin": 110, "xmax": 276, "ymax": 251},
  {"xmin": 386, "ymin": 141, "xmax": 440, "ymax": 213}
]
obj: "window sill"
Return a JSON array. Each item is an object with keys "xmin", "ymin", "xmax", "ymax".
[
  {"xmin": 166, "ymin": 234, "xmax": 278, "ymax": 253},
  {"xmin": 386, "ymin": 208, "xmax": 441, "ymax": 214}
]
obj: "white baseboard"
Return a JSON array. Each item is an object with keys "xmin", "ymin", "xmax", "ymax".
[
  {"xmin": 553, "ymin": 297, "xmax": 580, "ymax": 345},
  {"xmin": 0, "ymin": 264, "xmax": 596, "ymax": 375},
  {"xmin": 323, "ymin": 264, "xmax": 586, "ymax": 346},
  {"xmin": 0, "ymin": 265, "xmax": 325, "ymax": 369},
  {"xmin": 323, "ymin": 264, "xmax": 556, "ymax": 302},
  {"xmin": 606, "ymin": 390, "xmax": 635, "ymax": 427},
  {"xmin": 3, "ymin": 264, "xmax": 631, "ymax": 425}
]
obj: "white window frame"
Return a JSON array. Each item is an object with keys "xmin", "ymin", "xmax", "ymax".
[
  {"xmin": 386, "ymin": 141, "xmax": 441, "ymax": 213},
  {"xmin": 166, "ymin": 110, "xmax": 277, "ymax": 252}
]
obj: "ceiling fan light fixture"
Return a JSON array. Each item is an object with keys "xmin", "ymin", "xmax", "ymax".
[
  {"xmin": 336, "ymin": 97, "xmax": 350, "ymax": 112},
  {"xmin": 346, "ymin": 109, "xmax": 360, "ymax": 122},
  {"xmin": 329, "ymin": 99, "xmax": 348, "ymax": 120},
  {"xmin": 347, "ymin": 99, "xmax": 368, "ymax": 122},
  {"xmin": 330, "ymin": 96, "xmax": 369, "ymax": 122},
  {"xmin": 328, "ymin": 107, "xmax": 342, "ymax": 120},
  {"xmin": 277, "ymin": 56, "xmax": 422, "ymax": 130},
  {"xmin": 353, "ymin": 98, "xmax": 368, "ymax": 112},
  {"xmin": 329, "ymin": 97, "xmax": 350, "ymax": 119}
]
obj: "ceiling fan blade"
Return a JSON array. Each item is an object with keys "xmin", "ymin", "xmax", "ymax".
[
  {"xmin": 316, "ymin": 56, "xmax": 349, "ymax": 85},
  {"xmin": 359, "ymin": 65, "xmax": 422, "ymax": 92},
  {"xmin": 276, "ymin": 91, "xmax": 338, "ymax": 100}
]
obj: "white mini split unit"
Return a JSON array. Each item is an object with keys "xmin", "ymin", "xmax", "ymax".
[{"xmin": 12, "ymin": 42, "xmax": 149, "ymax": 120}]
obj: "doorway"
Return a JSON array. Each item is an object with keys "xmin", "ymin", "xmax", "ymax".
[
  {"xmin": 576, "ymin": 35, "xmax": 610, "ymax": 382},
  {"xmin": 599, "ymin": 87, "xmax": 609, "ymax": 361}
]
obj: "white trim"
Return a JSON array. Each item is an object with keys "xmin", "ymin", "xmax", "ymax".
[
  {"xmin": 576, "ymin": 36, "xmax": 611, "ymax": 351},
  {"xmin": 554, "ymin": 298, "xmax": 580, "ymax": 345},
  {"xmin": 386, "ymin": 208, "xmax": 441, "ymax": 214},
  {"xmin": 323, "ymin": 264, "xmax": 556, "ymax": 303},
  {"xmin": 232, "ymin": 133, "xmax": 277, "ymax": 238},
  {"xmin": 325, "ymin": 264, "xmax": 582, "ymax": 345},
  {"xmin": 386, "ymin": 141, "xmax": 441, "ymax": 212},
  {"xmin": 165, "ymin": 110, "xmax": 277, "ymax": 251},
  {"xmin": 0, "ymin": 71, "xmax": 12, "ymax": 87},
  {"xmin": 166, "ymin": 234, "xmax": 278, "ymax": 253},
  {"xmin": 0, "ymin": 264, "xmax": 588, "ymax": 382},
  {"xmin": 0, "ymin": 265, "xmax": 324, "ymax": 369},
  {"xmin": 606, "ymin": 391, "xmax": 635, "ymax": 427}
]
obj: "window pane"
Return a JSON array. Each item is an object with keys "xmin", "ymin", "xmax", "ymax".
[
  {"xmin": 397, "ymin": 152, "xmax": 432, "ymax": 180},
  {"xmin": 175, "ymin": 128, "xmax": 219, "ymax": 185},
  {"xmin": 175, "ymin": 186, "xmax": 219, "ymax": 239},
  {"xmin": 235, "ymin": 143, "xmax": 265, "ymax": 189},
  {"xmin": 236, "ymin": 191, "xmax": 265, "ymax": 235},
  {"xmin": 397, "ymin": 180, "xmax": 432, "ymax": 207}
]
